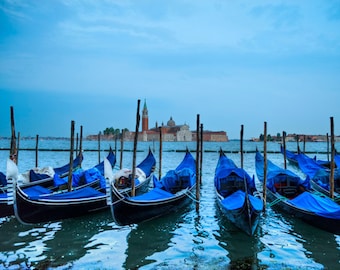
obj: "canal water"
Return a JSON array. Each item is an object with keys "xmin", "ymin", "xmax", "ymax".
[{"xmin": 0, "ymin": 139, "xmax": 339, "ymax": 269}]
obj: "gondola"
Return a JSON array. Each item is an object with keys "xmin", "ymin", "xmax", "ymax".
[
  {"xmin": 0, "ymin": 153, "xmax": 83, "ymax": 218},
  {"xmin": 255, "ymin": 150, "xmax": 340, "ymax": 234},
  {"xmin": 109, "ymin": 149, "xmax": 196, "ymax": 226},
  {"xmin": 214, "ymin": 149, "xmax": 263, "ymax": 236},
  {"xmin": 0, "ymin": 166, "xmax": 15, "ymax": 218},
  {"xmin": 12, "ymin": 149, "xmax": 118, "ymax": 224},
  {"xmin": 281, "ymin": 146, "xmax": 340, "ymax": 201},
  {"xmin": 25, "ymin": 152, "xmax": 83, "ymax": 182},
  {"xmin": 109, "ymin": 148, "xmax": 156, "ymax": 197}
]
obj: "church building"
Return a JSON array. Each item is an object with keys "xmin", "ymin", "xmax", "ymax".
[{"xmin": 135, "ymin": 100, "xmax": 228, "ymax": 142}]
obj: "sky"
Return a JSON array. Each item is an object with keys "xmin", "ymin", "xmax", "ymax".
[{"xmin": 1, "ymin": 0, "xmax": 340, "ymax": 140}]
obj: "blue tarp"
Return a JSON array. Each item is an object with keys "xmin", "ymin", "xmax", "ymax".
[
  {"xmin": 215, "ymin": 153, "xmax": 256, "ymax": 196},
  {"xmin": 335, "ymin": 155, "xmax": 340, "ymax": 168},
  {"xmin": 53, "ymin": 153, "xmax": 83, "ymax": 176},
  {"xmin": 290, "ymin": 192, "xmax": 340, "ymax": 219},
  {"xmin": 221, "ymin": 190, "xmax": 244, "ymax": 210},
  {"xmin": 295, "ymin": 153, "xmax": 340, "ymax": 190},
  {"xmin": 94, "ymin": 150, "xmax": 116, "ymax": 175},
  {"xmin": 23, "ymin": 185, "xmax": 52, "ymax": 198},
  {"xmin": 27, "ymin": 186, "xmax": 104, "ymax": 200},
  {"xmin": 255, "ymin": 151, "xmax": 310, "ymax": 192},
  {"xmin": 131, "ymin": 187, "xmax": 174, "ymax": 201},
  {"xmin": 160, "ymin": 167, "xmax": 196, "ymax": 192},
  {"xmin": 0, "ymin": 171, "xmax": 6, "ymax": 186},
  {"xmin": 220, "ymin": 190, "xmax": 263, "ymax": 211},
  {"xmin": 154, "ymin": 151, "xmax": 196, "ymax": 193},
  {"xmin": 29, "ymin": 154, "xmax": 84, "ymax": 182},
  {"xmin": 137, "ymin": 149, "xmax": 156, "ymax": 178},
  {"xmin": 53, "ymin": 167, "xmax": 106, "ymax": 188}
]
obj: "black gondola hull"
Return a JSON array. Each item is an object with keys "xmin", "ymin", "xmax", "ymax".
[
  {"xmin": 110, "ymin": 186, "xmax": 195, "ymax": 226},
  {"xmin": 14, "ymin": 187, "xmax": 108, "ymax": 224},
  {"xmin": 216, "ymin": 194, "xmax": 261, "ymax": 236},
  {"xmin": 266, "ymin": 189, "xmax": 340, "ymax": 235}
]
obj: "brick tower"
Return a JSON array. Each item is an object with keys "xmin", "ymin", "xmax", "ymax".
[{"xmin": 142, "ymin": 99, "xmax": 149, "ymax": 132}]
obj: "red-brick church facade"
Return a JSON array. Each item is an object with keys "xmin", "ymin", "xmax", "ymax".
[{"xmin": 135, "ymin": 100, "xmax": 228, "ymax": 142}]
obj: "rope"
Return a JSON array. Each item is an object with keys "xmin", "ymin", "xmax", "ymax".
[
  {"xmin": 110, "ymin": 195, "xmax": 126, "ymax": 205},
  {"xmin": 184, "ymin": 188, "xmax": 200, "ymax": 203},
  {"xmin": 268, "ymin": 196, "xmax": 287, "ymax": 207}
]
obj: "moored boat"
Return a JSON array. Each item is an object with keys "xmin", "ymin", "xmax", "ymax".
[
  {"xmin": 109, "ymin": 148, "xmax": 196, "ymax": 226},
  {"xmin": 12, "ymin": 149, "xmax": 117, "ymax": 224},
  {"xmin": 256, "ymin": 150, "xmax": 340, "ymax": 234},
  {"xmin": 214, "ymin": 149, "xmax": 263, "ymax": 236},
  {"xmin": 1, "ymin": 153, "xmax": 83, "ymax": 218}
]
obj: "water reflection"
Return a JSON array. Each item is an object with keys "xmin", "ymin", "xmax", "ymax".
[
  {"xmin": 123, "ymin": 207, "xmax": 186, "ymax": 269},
  {"xmin": 258, "ymin": 207, "xmax": 323, "ymax": 269},
  {"xmin": 0, "ymin": 216, "xmax": 60, "ymax": 268},
  {"xmin": 213, "ymin": 203, "xmax": 262, "ymax": 269},
  {"xmin": 35, "ymin": 211, "xmax": 113, "ymax": 269},
  {"xmin": 289, "ymin": 213, "xmax": 340, "ymax": 269}
]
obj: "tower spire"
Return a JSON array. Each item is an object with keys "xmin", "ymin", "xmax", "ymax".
[{"xmin": 142, "ymin": 99, "xmax": 149, "ymax": 132}]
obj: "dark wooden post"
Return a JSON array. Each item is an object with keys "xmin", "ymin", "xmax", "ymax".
[
  {"xmin": 240, "ymin": 125, "xmax": 244, "ymax": 169},
  {"xmin": 303, "ymin": 135, "xmax": 306, "ymax": 153},
  {"xmin": 79, "ymin": 125, "xmax": 83, "ymax": 167},
  {"xmin": 10, "ymin": 106, "xmax": 17, "ymax": 164},
  {"xmin": 131, "ymin": 99, "xmax": 141, "ymax": 197},
  {"xmin": 67, "ymin": 121, "xmax": 75, "ymax": 191},
  {"xmin": 98, "ymin": 132, "xmax": 101, "ymax": 164},
  {"xmin": 35, "ymin": 134, "xmax": 39, "ymax": 168},
  {"xmin": 114, "ymin": 135, "xmax": 117, "ymax": 157},
  {"xmin": 327, "ymin": 133, "xmax": 329, "ymax": 161},
  {"xmin": 159, "ymin": 127, "xmax": 162, "ymax": 179},
  {"xmin": 16, "ymin": 132, "xmax": 20, "ymax": 165},
  {"xmin": 76, "ymin": 133, "xmax": 79, "ymax": 156},
  {"xmin": 329, "ymin": 117, "xmax": 335, "ymax": 199},
  {"xmin": 120, "ymin": 129, "xmax": 124, "ymax": 169},
  {"xmin": 263, "ymin": 122, "xmax": 267, "ymax": 210},
  {"xmin": 196, "ymin": 114, "xmax": 200, "ymax": 212},
  {"xmin": 200, "ymin": 123, "xmax": 203, "ymax": 185},
  {"xmin": 283, "ymin": 131, "xmax": 287, "ymax": 169}
]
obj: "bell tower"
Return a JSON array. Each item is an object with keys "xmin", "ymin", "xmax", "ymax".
[{"xmin": 142, "ymin": 99, "xmax": 149, "ymax": 132}]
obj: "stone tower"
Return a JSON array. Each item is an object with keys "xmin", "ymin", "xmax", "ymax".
[{"xmin": 142, "ymin": 99, "xmax": 149, "ymax": 132}]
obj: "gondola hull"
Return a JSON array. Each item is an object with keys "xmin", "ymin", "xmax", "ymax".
[
  {"xmin": 110, "ymin": 184, "xmax": 195, "ymax": 226},
  {"xmin": 109, "ymin": 150, "xmax": 197, "ymax": 226},
  {"xmin": 266, "ymin": 189, "xmax": 340, "ymax": 235},
  {"xmin": 14, "ymin": 185, "xmax": 108, "ymax": 224},
  {"xmin": 214, "ymin": 150, "xmax": 263, "ymax": 236},
  {"xmin": 215, "ymin": 191, "xmax": 262, "ymax": 236},
  {"xmin": 256, "ymin": 150, "xmax": 340, "ymax": 234},
  {"xmin": 0, "ymin": 199, "xmax": 13, "ymax": 217}
]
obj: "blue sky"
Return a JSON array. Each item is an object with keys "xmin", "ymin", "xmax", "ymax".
[{"xmin": 1, "ymin": 0, "xmax": 340, "ymax": 139}]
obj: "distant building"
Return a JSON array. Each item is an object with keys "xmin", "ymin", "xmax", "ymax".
[{"xmin": 125, "ymin": 100, "xmax": 228, "ymax": 142}]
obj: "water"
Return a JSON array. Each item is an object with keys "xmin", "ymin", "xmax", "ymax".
[{"xmin": 1, "ymin": 139, "xmax": 340, "ymax": 269}]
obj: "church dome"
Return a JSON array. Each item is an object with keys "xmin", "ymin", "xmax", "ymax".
[{"xmin": 167, "ymin": 117, "xmax": 175, "ymax": 127}]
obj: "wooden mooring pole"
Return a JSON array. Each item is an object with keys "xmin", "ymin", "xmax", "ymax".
[
  {"xmin": 98, "ymin": 132, "xmax": 101, "ymax": 164},
  {"xmin": 120, "ymin": 129, "xmax": 124, "ymax": 169},
  {"xmin": 283, "ymin": 131, "xmax": 287, "ymax": 169},
  {"xmin": 200, "ymin": 123, "xmax": 203, "ymax": 185},
  {"xmin": 10, "ymin": 106, "xmax": 17, "ymax": 164},
  {"xmin": 131, "ymin": 99, "xmax": 141, "ymax": 197},
  {"xmin": 159, "ymin": 127, "xmax": 162, "ymax": 179},
  {"xmin": 329, "ymin": 117, "xmax": 335, "ymax": 199},
  {"xmin": 240, "ymin": 125, "xmax": 244, "ymax": 169},
  {"xmin": 35, "ymin": 134, "xmax": 39, "ymax": 168},
  {"xmin": 196, "ymin": 114, "xmax": 200, "ymax": 212},
  {"xmin": 67, "ymin": 120, "xmax": 75, "ymax": 191},
  {"xmin": 263, "ymin": 122, "xmax": 267, "ymax": 210}
]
